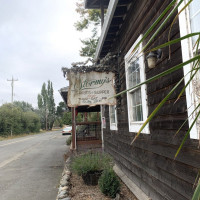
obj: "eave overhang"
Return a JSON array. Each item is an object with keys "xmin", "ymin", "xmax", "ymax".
[
  {"xmin": 95, "ymin": 0, "xmax": 132, "ymax": 59},
  {"xmin": 84, "ymin": 0, "xmax": 109, "ymax": 9}
]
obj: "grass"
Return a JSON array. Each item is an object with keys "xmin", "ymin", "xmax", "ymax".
[
  {"xmin": 0, "ymin": 129, "xmax": 56, "ymax": 141},
  {"xmin": 0, "ymin": 133, "xmax": 38, "ymax": 141}
]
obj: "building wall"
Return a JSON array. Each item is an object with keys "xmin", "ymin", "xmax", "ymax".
[{"xmin": 103, "ymin": 0, "xmax": 200, "ymax": 199}]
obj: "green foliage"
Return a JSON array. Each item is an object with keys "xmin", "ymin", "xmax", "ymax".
[
  {"xmin": 98, "ymin": 169, "xmax": 120, "ymax": 198},
  {"xmin": 70, "ymin": 152, "xmax": 113, "ymax": 176},
  {"xmin": 56, "ymin": 101, "xmax": 66, "ymax": 117},
  {"xmin": 80, "ymin": 38, "xmax": 99, "ymax": 58},
  {"xmin": 66, "ymin": 136, "xmax": 72, "ymax": 146},
  {"xmin": 0, "ymin": 103, "xmax": 40, "ymax": 137},
  {"xmin": 62, "ymin": 112, "xmax": 72, "ymax": 125},
  {"xmin": 75, "ymin": 0, "xmax": 101, "ymax": 58},
  {"xmin": 37, "ymin": 80, "xmax": 56, "ymax": 130},
  {"xmin": 192, "ymin": 180, "xmax": 200, "ymax": 200},
  {"xmin": 76, "ymin": 113, "xmax": 83, "ymax": 123},
  {"xmin": 13, "ymin": 101, "xmax": 34, "ymax": 112},
  {"xmin": 54, "ymin": 101, "xmax": 66, "ymax": 128},
  {"xmin": 53, "ymin": 118, "xmax": 63, "ymax": 128},
  {"xmin": 87, "ymin": 112, "xmax": 100, "ymax": 122},
  {"xmin": 75, "ymin": 1, "xmax": 101, "ymax": 31}
]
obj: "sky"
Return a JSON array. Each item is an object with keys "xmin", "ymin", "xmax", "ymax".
[{"xmin": 0, "ymin": 0, "xmax": 88, "ymax": 108}]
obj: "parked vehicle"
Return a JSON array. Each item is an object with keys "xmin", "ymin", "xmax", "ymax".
[{"xmin": 62, "ymin": 126, "xmax": 72, "ymax": 135}]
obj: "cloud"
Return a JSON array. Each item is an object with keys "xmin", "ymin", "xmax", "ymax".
[{"xmin": 0, "ymin": 0, "xmax": 88, "ymax": 107}]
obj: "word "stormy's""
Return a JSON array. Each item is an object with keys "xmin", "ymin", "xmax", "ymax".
[{"xmin": 75, "ymin": 77, "xmax": 112, "ymax": 90}]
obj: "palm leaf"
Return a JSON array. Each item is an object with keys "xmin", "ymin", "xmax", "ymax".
[
  {"xmin": 167, "ymin": 0, "xmax": 193, "ymax": 58},
  {"xmin": 141, "ymin": 0, "xmax": 184, "ymax": 53},
  {"xmin": 174, "ymin": 110, "xmax": 200, "ymax": 159},
  {"xmin": 145, "ymin": 32, "xmax": 200, "ymax": 54},
  {"xmin": 127, "ymin": 0, "xmax": 179, "ymax": 59},
  {"xmin": 113, "ymin": 55, "xmax": 200, "ymax": 98},
  {"xmin": 174, "ymin": 60, "xmax": 199, "ymax": 104},
  {"xmin": 131, "ymin": 77, "xmax": 185, "ymax": 144},
  {"xmin": 174, "ymin": 103, "xmax": 200, "ymax": 137},
  {"xmin": 192, "ymin": 178, "xmax": 200, "ymax": 200}
]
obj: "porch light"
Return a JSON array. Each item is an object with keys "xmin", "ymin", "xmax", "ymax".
[{"xmin": 146, "ymin": 49, "xmax": 162, "ymax": 68}]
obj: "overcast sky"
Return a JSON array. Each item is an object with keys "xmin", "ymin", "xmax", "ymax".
[{"xmin": 0, "ymin": 0, "xmax": 88, "ymax": 108}]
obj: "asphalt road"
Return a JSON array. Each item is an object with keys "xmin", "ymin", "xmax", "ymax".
[{"xmin": 0, "ymin": 130, "xmax": 69, "ymax": 200}]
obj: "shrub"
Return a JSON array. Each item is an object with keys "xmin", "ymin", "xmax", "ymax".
[
  {"xmin": 98, "ymin": 169, "xmax": 120, "ymax": 198},
  {"xmin": 66, "ymin": 136, "xmax": 72, "ymax": 145},
  {"xmin": 70, "ymin": 151, "xmax": 113, "ymax": 176}
]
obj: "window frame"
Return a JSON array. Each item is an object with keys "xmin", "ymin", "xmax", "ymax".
[
  {"xmin": 179, "ymin": 0, "xmax": 200, "ymax": 139},
  {"xmin": 124, "ymin": 35, "xmax": 149, "ymax": 134},
  {"xmin": 109, "ymin": 105, "xmax": 118, "ymax": 130}
]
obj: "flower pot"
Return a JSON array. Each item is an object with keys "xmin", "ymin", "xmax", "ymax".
[{"xmin": 82, "ymin": 170, "xmax": 102, "ymax": 185}]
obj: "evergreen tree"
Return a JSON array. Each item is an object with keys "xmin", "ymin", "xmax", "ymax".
[{"xmin": 37, "ymin": 81, "xmax": 56, "ymax": 130}]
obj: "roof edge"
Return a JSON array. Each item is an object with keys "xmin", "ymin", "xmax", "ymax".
[{"xmin": 94, "ymin": 0, "xmax": 119, "ymax": 60}]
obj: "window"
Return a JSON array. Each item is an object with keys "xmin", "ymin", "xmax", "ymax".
[
  {"xmin": 125, "ymin": 35, "xmax": 149, "ymax": 133},
  {"xmin": 189, "ymin": 0, "xmax": 200, "ymax": 48},
  {"xmin": 109, "ymin": 105, "xmax": 117, "ymax": 130},
  {"xmin": 179, "ymin": 0, "xmax": 200, "ymax": 139}
]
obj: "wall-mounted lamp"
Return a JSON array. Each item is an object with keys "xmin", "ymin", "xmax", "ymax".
[{"xmin": 146, "ymin": 49, "xmax": 162, "ymax": 68}]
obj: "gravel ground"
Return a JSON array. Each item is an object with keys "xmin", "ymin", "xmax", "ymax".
[
  {"xmin": 57, "ymin": 152, "xmax": 139, "ymax": 200},
  {"xmin": 69, "ymin": 172, "xmax": 138, "ymax": 200}
]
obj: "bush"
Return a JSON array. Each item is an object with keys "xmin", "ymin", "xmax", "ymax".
[
  {"xmin": 70, "ymin": 152, "xmax": 113, "ymax": 176},
  {"xmin": 66, "ymin": 136, "xmax": 72, "ymax": 145},
  {"xmin": 98, "ymin": 169, "xmax": 120, "ymax": 198},
  {"xmin": 0, "ymin": 103, "xmax": 40, "ymax": 136}
]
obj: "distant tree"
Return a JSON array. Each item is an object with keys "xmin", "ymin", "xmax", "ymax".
[
  {"xmin": 54, "ymin": 101, "xmax": 67, "ymax": 128},
  {"xmin": 56, "ymin": 101, "xmax": 66, "ymax": 117},
  {"xmin": 88, "ymin": 112, "xmax": 100, "ymax": 122},
  {"xmin": 75, "ymin": 0, "xmax": 101, "ymax": 58},
  {"xmin": 62, "ymin": 112, "xmax": 72, "ymax": 125},
  {"xmin": 22, "ymin": 111, "xmax": 40, "ymax": 133},
  {"xmin": 37, "ymin": 80, "xmax": 56, "ymax": 130},
  {"xmin": 13, "ymin": 101, "xmax": 34, "ymax": 112},
  {"xmin": 0, "ymin": 103, "xmax": 40, "ymax": 137}
]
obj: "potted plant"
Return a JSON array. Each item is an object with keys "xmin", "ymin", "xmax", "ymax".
[{"xmin": 70, "ymin": 151, "xmax": 113, "ymax": 185}]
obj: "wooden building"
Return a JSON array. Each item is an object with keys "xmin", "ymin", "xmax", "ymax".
[
  {"xmin": 59, "ymin": 86, "xmax": 102, "ymax": 151},
  {"xmin": 85, "ymin": 0, "xmax": 200, "ymax": 200}
]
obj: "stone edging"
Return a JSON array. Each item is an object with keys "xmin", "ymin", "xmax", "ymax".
[{"xmin": 56, "ymin": 158, "xmax": 71, "ymax": 200}]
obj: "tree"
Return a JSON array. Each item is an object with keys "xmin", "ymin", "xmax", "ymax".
[
  {"xmin": 37, "ymin": 80, "xmax": 56, "ymax": 130},
  {"xmin": 0, "ymin": 103, "xmax": 40, "ymax": 136},
  {"xmin": 13, "ymin": 101, "xmax": 34, "ymax": 112},
  {"xmin": 54, "ymin": 101, "xmax": 66, "ymax": 127},
  {"xmin": 56, "ymin": 101, "xmax": 66, "ymax": 117},
  {"xmin": 62, "ymin": 112, "xmax": 72, "ymax": 125},
  {"xmin": 75, "ymin": 0, "xmax": 101, "ymax": 58}
]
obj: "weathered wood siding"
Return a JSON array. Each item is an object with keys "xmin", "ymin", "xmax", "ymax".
[{"xmin": 103, "ymin": 1, "xmax": 200, "ymax": 200}]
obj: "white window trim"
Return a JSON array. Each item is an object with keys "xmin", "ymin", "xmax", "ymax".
[
  {"xmin": 179, "ymin": 0, "xmax": 199, "ymax": 139},
  {"xmin": 109, "ymin": 105, "xmax": 118, "ymax": 130},
  {"xmin": 125, "ymin": 35, "xmax": 149, "ymax": 134}
]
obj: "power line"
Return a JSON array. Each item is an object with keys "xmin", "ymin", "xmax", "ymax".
[{"xmin": 7, "ymin": 76, "xmax": 18, "ymax": 104}]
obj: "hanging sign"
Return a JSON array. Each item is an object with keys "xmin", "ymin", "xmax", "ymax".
[{"xmin": 67, "ymin": 71, "xmax": 116, "ymax": 107}]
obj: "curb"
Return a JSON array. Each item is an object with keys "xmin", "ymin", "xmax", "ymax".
[{"xmin": 56, "ymin": 158, "xmax": 71, "ymax": 200}]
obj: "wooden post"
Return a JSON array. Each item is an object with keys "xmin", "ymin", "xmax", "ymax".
[
  {"xmin": 72, "ymin": 107, "xmax": 76, "ymax": 150},
  {"xmin": 100, "ymin": 0, "xmax": 104, "ymax": 28}
]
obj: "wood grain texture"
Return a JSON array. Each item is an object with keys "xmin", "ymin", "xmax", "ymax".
[{"xmin": 101, "ymin": 1, "xmax": 200, "ymax": 200}]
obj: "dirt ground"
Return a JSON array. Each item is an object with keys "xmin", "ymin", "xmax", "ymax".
[{"xmin": 68, "ymin": 172, "xmax": 138, "ymax": 200}]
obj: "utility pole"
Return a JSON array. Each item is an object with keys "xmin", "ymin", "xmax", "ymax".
[
  {"xmin": 7, "ymin": 76, "xmax": 18, "ymax": 136},
  {"xmin": 7, "ymin": 76, "xmax": 18, "ymax": 104}
]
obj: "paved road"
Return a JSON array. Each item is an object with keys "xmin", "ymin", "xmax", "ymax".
[{"xmin": 0, "ymin": 131, "xmax": 69, "ymax": 200}]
